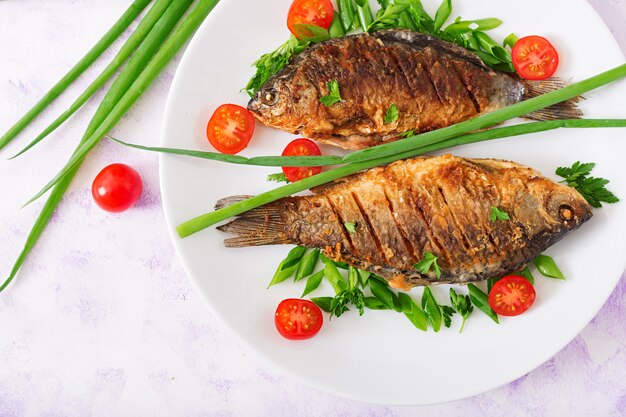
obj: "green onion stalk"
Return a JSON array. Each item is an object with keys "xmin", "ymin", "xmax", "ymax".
[
  {"xmin": 1, "ymin": 0, "xmax": 222, "ymax": 292},
  {"xmin": 0, "ymin": 0, "xmax": 152, "ymax": 150}
]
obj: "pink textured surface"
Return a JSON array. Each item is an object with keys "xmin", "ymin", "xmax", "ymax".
[{"xmin": 0, "ymin": 1, "xmax": 624, "ymax": 415}]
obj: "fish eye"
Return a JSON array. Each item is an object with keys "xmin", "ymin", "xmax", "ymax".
[
  {"xmin": 261, "ymin": 89, "xmax": 279, "ymax": 106},
  {"xmin": 558, "ymin": 204, "xmax": 574, "ymax": 221}
]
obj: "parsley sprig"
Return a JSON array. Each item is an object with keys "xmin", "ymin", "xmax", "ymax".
[
  {"xmin": 384, "ymin": 103, "xmax": 399, "ymax": 124},
  {"xmin": 556, "ymin": 161, "xmax": 619, "ymax": 208},
  {"xmin": 320, "ymin": 79, "xmax": 343, "ymax": 106},
  {"xmin": 414, "ymin": 252, "xmax": 442, "ymax": 279},
  {"xmin": 267, "ymin": 172, "xmax": 290, "ymax": 183},
  {"xmin": 490, "ymin": 206, "xmax": 510, "ymax": 222},
  {"xmin": 449, "ymin": 288, "xmax": 473, "ymax": 332}
]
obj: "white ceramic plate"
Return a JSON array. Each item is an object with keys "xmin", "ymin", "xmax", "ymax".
[{"xmin": 160, "ymin": 0, "xmax": 626, "ymax": 405}]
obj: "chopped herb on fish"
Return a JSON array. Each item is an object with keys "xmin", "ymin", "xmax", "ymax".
[
  {"xmin": 267, "ymin": 172, "xmax": 290, "ymax": 183},
  {"xmin": 384, "ymin": 103, "xmax": 399, "ymax": 124},
  {"xmin": 490, "ymin": 206, "xmax": 510, "ymax": 222},
  {"xmin": 556, "ymin": 161, "xmax": 619, "ymax": 208},
  {"xmin": 344, "ymin": 221, "xmax": 357, "ymax": 233},
  {"xmin": 414, "ymin": 252, "xmax": 442, "ymax": 279},
  {"xmin": 400, "ymin": 129, "xmax": 415, "ymax": 138},
  {"xmin": 320, "ymin": 79, "xmax": 343, "ymax": 106}
]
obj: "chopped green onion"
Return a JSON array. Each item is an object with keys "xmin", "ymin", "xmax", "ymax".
[
  {"xmin": 302, "ymin": 270, "xmax": 325, "ymax": 297},
  {"xmin": 295, "ymin": 249, "xmax": 320, "ymax": 281},
  {"xmin": 398, "ymin": 292, "xmax": 428, "ymax": 331},
  {"xmin": 533, "ymin": 254, "xmax": 565, "ymax": 280},
  {"xmin": 467, "ymin": 284, "xmax": 499, "ymax": 324}
]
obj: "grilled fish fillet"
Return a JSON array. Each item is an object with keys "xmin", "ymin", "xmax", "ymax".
[
  {"xmin": 248, "ymin": 30, "xmax": 581, "ymax": 150},
  {"xmin": 217, "ymin": 155, "xmax": 592, "ymax": 289}
]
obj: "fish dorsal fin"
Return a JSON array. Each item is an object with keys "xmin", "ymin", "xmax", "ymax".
[{"xmin": 372, "ymin": 29, "xmax": 491, "ymax": 71}]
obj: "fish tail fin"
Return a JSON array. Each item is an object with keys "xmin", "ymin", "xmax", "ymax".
[
  {"xmin": 522, "ymin": 78, "xmax": 583, "ymax": 120},
  {"xmin": 216, "ymin": 196, "xmax": 295, "ymax": 248}
]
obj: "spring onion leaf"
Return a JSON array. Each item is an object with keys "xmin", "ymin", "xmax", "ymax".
[
  {"xmin": 398, "ymin": 292, "xmax": 428, "ymax": 331},
  {"xmin": 369, "ymin": 278, "xmax": 402, "ymax": 312},
  {"xmin": 293, "ymin": 24, "xmax": 331, "ymax": 42},
  {"xmin": 323, "ymin": 260, "xmax": 349, "ymax": 294},
  {"xmin": 11, "ymin": 0, "xmax": 173, "ymax": 159},
  {"xmin": 267, "ymin": 173, "xmax": 290, "ymax": 183},
  {"xmin": 421, "ymin": 287, "xmax": 443, "ymax": 332},
  {"xmin": 449, "ymin": 288, "xmax": 473, "ymax": 332},
  {"xmin": 311, "ymin": 297, "xmax": 333, "ymax": 312},
  {"xmin": 556, "ymin": 161, "xmax": 619, "ymax": 208},
  {"xmin": 357, "ymin": 269, "xmax": 371, "ymax": 287},
  {"xmin": 1, "ymin": 0, "xmax": 212, "ymax": 292},
  {"xmin": 414, "ymin": 252, "xmax": 441, "ymax": 279},
  {"xmin": 519, "ymin": 266, "xmax": 535, "ymax": 284},
  {"xmin": 0, "ymin": 0, "xmax": 153, "ymax": 150},
  {"xmin": 490, "ymin": 206, "xmax": 510, "ymax": 222},
  {"xmin": 295, "ymin": 249, "xmax": 320, "ymax": 281},
  {"xmin": 364, "ymin": 296, "xmax": 391, "ymax": 310},
  {"xmin": 320, "ymin": 79, "xmax": 343, "ymax": 106},
  {"xmin": 503, "ymin": 33, "xmax": 519, "ymax": 49},
  {"xmin": 302, "ymin": 270, "xmax": 325, "ymax": 297},
  {"xmin": 433, "ymin": 0, "xmax": 452, "ymax": 32},
  {"xmin": 468, "ymin": 284, "xmax": 499, "ymax": 324},
  {"xmin": 383, "ymin": 103, "xmax": 399, "ymax": 124},
  {"xmin": 533, "ymin": 254, "xmax": 565, "ymax": 280}
]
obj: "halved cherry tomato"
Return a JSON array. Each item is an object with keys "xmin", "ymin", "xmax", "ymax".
[
  {"xmin": 287, "ymin": 0, "xmax": 334, "ymax": 39},
  {"xmin": 281, "ymin": 138, "xmax": 322, "ymax": 182},
  {"xmin": 92, "ymin": 163, "xmax": 143, "ymax": 213},
  {"xmin": 488, "ymin": 275, "xmax": 536, "ymax": 317},
  {"xmin": 512, "ymin": 36, "xmax": 559, "ymax": 80},
  {"xmin": 275, "ymin": 298, "xmax": 323, "ymax": 340},
  {"xmin": 206, "ymin": 104, "xmax": 255, "ymax": 154}
]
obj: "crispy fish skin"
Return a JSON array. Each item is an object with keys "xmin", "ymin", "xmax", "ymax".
[
  {"xmin": 217, "ymin": 155, "xmax": 592, "ymax": 288},
  {"xmin": 248, "ymin": 30, "xmax": 580, "ymax": 150}
]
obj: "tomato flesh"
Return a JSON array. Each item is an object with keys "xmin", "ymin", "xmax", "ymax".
[
  {"xmin": 92, "ymin": 163, "xmax": 143, "ymax": 213},
  {"xmin": 488, "ymin": 275, "xmax": 536, "ymax": 316},
  {"xmin": 281, "ymin": 138, "xmax": 322, "ymax": 182},
  {"xmin": 206, "ymin": 104, "xmax": 255, "ymax": 155},
  {"xmin": 287, "ymin": 0, "xmax": 334, "ymax": 39},
  {"xmin": 512, "ymin": 36, "xmax": 559, "ymax": 80},
  {"xmin": 275, "ymin": 298, "xmax": 323, "ymax": 340}
]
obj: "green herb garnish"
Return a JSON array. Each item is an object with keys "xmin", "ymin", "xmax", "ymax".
[
  {"xmin": 398, "ymin": 292, "xmax": 428, "ymax": 331},
  {"xmin": 344, "ymin": 221, "xmax": 357, "ymax": 234},
  {"xmin": 267, "ymin": 172, "xmax": 290, "ymax": 183},
  {"xmin": 320, "ymin": 79, "xmax": 343, "ymax": 106},
  {"xmin": 533, "ymin": 254, "xmax": 565, "ymax": 280},
  {"xmin": 556, "ymin": 161, "xmax": 619, "ymax": 208},
  {"xmin": 414, "ymin": 252, "xmax": 441, "ymax": 279},
  {"xmin": 400, "ymin": 129, "xmax": 415, "ymax": 138},
  {"xmin": 449, "ymin": 288, "xmax": 474, "ymax": 332},
  {"xmin": 467, "ymin": 284, "xmax": 499, "ymax": 324},
  {"xmin": 421, "ymin": 287, "xmax": 443, "ymax": 332},
  {"xmin": 490, "ymin": 206, "xmax": 510, "ymax": 222},
  {"xmin": 384, "ymin": 103, "xmax": 399, "ymax": 124}
]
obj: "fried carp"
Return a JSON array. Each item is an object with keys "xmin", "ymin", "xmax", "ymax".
[{"xmin": 217, "ymin": 155, "xmax": 592, "ymax": 289}]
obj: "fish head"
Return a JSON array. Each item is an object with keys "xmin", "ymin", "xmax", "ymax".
[
  {"xmin": 543, "ymin": 185, "xmax": 593, "ymax": 230},
  {"xmin": 247, "ymin": 79, "xmax": 293, "ymax": 127}
]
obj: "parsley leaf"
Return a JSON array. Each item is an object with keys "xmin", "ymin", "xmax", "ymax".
[
  {"xmin": 449, "ymin": 288, "xmax": 474, "ymax": 332},
  {"xmin": 320, "ymin": 79, "xmax": 343, "ymax": 106},
  {"xmin": 344, "ymin": 221, "xmax": 357, "ymax": 234},
  {"xmin": 441, "ymin": 305, "xmax": 456, "ymax": 328},
  {"xmin": 490, "ymin": 206, "xmax": 510, "ymax": 222},
  {"xmin": 414, "ymin": 252, "xmax": 442, "ymax": 279},
  {"xmin": 383, "ymin": 103, "xmax": 399, "ymax": 124},
  {"xmin": 400, "ymin": 129, "xmax": 415, "ymax": 138},
  {"xmin": 556, "ymin": 161, "xmax": 619, "ymax": 208},
  {"xmin": 267, "ymin": 172, "xmax": 290, "ymax": 183}
]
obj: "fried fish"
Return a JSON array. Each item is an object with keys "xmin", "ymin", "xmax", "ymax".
[
  {"xmin": 248, "ymin": 30, "xmax": 581, "ymax": 150},
  {"xmin": 217, "ymin": 155, "xmax": 592, "ymax": 289}
]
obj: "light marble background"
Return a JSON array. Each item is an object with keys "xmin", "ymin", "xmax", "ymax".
[{"xmin": 0, "ymin": 1, "xmax": 624, "ymax": 416}]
